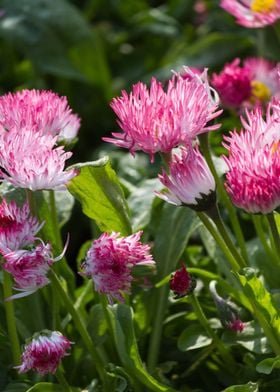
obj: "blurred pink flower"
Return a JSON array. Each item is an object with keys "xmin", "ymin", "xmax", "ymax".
[
  {"xmin": 223, "ymin": 103, "xmax": 280, "ymax": 213},
  {"xmin": 104, "ymin": 68, "xmax": 221, "ymax": 161},
  {"xmin": 221, "ymin": 0, "xmax": 280, "ymax": 28},
  {"xmin": 0, "ymin": 89, "xmax": 80, "ymax": 143},
  {"xmin": 0, "ymin": 198, "xmax": 42, "ymax": 254},
  {"xmin": 212, "ymin": 57, "xmax": 280, "ymax": 109},
  {"xmin": 82, "ymin": 231, "xmax": 155, "ymax": 302},
  {"xmin": 3, "ymin": 240, "xmax": 67, "ymax": 299},
  {"xmin": 17, "ymin": 331, "xmax": 72, "ymax": 375},
  {"xmin": 0, "ymin": 129, "xmax": 77, "ymax": 190},
  {"xmin": 157, "ymin": 146, "xmax": 216, "ymax": 210}
]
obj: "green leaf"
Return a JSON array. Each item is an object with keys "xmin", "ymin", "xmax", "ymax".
[
  {"xmin": 222, "ymin": 382, "xmax": 259, "ymax": 392},
  {"xmin": 108, "ymin": 304, "xmax": 175, "ymax": 392},
  {"xmin": 26, "ymin": 383, "xmax": 81, "ymax": 392},
  {"xmin": 3, "ymin": 383, "xmax": 30, "ymax": 392},
  {"xmin": 178, "ymin": 324, "xmax": 212, "ymax": 351},
  {"xmin": 67, "ymin": 157, "xmax": 132, "ymax": 235},
  {"xmin": 256, "ymin": 356, "xmax": 280, "ymax": 375},
  {"xmin": 153, "ymin": 204, "xmax": 199, "ymax": 278}
]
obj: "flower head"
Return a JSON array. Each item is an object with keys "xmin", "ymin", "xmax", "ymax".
[
  {"xmin": 157, "ymin": 146, "xmax": 216, "ymax": 210},
  {"xmin": 221, "ymin": 0, "xmax": 280, "ymax": 28},
  {"xmin": 169, "ymin": 263, "xmax": 196, "ymax": 298},
  {"xmin": 18, "ymin": 331, "xmax": 72, "ymax": 375},
  {"xmin": 0, "ymin": 128, "xmax": 77, "ymax": 190},
  {"xmin": 3, "ymin": 240, "xmax": 66, "ymax": 299},
  {"xmin": 82, "ymin": 231, "xmax": 155, "ymax": 302},
  {"xmin": 104, "ymin": 68, "xmax": 221, "ymax": 161},
  {"xmin": 212, "ymin": 57, "xmax": 280, "ymax": 109},
  {"xmin": 223, "ymin": 102, "xmax": 280, "ymax": 214},
  {"xmin": 0, "ymin": 198, "xmax": 42, "ymax": 254},
  {"xmin": 0, "ymin": 89, "xmax": 80, "ymax": 143}
]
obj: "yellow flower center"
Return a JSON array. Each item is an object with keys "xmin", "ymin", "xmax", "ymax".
[
  {"xmin": 250, "ymin": 80, "xmax": 271, "ymax": 103},
  {"xmin": 251, "ymin": 0, "xmax": 276, "ymax": 13},
  {"xmin": 271, "ymin": 141, "xmax": 279, "ymax": 154}
]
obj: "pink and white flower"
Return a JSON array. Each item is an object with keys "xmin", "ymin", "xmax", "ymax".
[
  {"xmin": 0, "ymin": 198, "xmax": 42, "ymax": 254},
  {"xmin": 3, "ymin": 240, "xmax": 66, "ymax": 299},
  {"xmin": 0, "ymin": 128, "xmax": 77, "ymax": 190},
  {"xmin": 223, "ymin": 102, "xmax": 280, "ymax": 213},
  {"xmin": 18, "ymin": 331, "xmax": 72, "ymax": 375},
  {"xmin": 82, "ymin": 231, "xmax": 155, "ymax": 302},
  {"xmin": 104, "ymin": 68, "xmax": 221, "ymax": 161},
  {"xmin": 157, "ymin": 146, "xmax": 216, "ymax": 210},
  {"xmin": 220, "ymin": 0, "xmax": 280, "ymax": 28},
  {"xmin": 0, "ymin": 89, "xmax": 80, "ymax": 143},
  {"xmin": 212, "ymin": 57, "xmax": 280, "ymax": 109}
]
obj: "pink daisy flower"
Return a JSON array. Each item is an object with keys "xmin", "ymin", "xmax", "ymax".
[
  {"xmin": 17, "ymin": 331, "xmax": 72, "ymax": 375},
  {"xmin": 223, "ymin": 103, "xmax": 280, "ymax": 214},
  {"xmin": 157, "ymin": 146, "xmax": 216, "ymax": 210},
  {"xmin": 0, "ymin": 89, "xmax": 80, "ymax": 143},
  {"xmin": 3, "ymin": 239, "xmax": 67, "ymax": 300},
  {"xmin": 104, "ymin": 68, "xmax": 221, "ymax": 161},
  {"xmin": 212, "ymin": 57, "xmax": 280, "ymax": 110},
  {"xmin": 0, "ymin": 198, "xmax": 42, "ymax": 254},
  {"xmin": 82, "ymin": 231, "xmax": 155, "ymax": 302},
  {"xmin": 221, "ymin": 0, "xmax": 280, "ymax": 28},
  {"xmin": 0, "ymin": 128, "xmax": 77, "ymax": 190}
]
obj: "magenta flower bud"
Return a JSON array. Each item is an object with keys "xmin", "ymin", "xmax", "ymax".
[
  {"xmin": 169, "ymin": 263, "xmax": 196, "ymax": 298},
  {"xmin": 17, "ymin": 331, "xmax": 72, "ymax": 375},
  {"xmin": 82, "ymin": 231, "xmax": 155, "ymax": 303},
  {"xmin": 210, "ymin": 281, "xmax": 244, "ymax": 333}
]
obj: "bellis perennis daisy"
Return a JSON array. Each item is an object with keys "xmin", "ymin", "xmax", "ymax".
[
  {"xmin": 0, "ymin": 198, "xmax": 42, "ymax": 254},
  {"xmin": 221, "ymin": 0, "xmax": 280, "ymax": 28},
  {"xmin": 17, "ymin": 330, "xmax": 72, "ymax": 375},
  {"xmin": 0, "ymin": 89, "xmax": 80, "ymax": 143},
  {"xmin": 0, "ymin": 129, "xmax": 77, "ymax": 190},
  {"xmin": 82, "ymin": 231, "xmax": 155, "ymax": 303},
  {"xmin": 223, "ymin": 102, "xmax": 280, "ymax": 214},
  {"xmin": 104, "ymin": 68, "xmax": 221, "ymax": 161},
  {"xmin": 157, "ymin": 146, "xmax": 216, "ymax": 211}
]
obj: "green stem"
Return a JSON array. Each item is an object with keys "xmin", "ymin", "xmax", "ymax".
[
  {"xmin": 55, "ymin": 368, "xmax": 72, "ymax": 392},
  {"xmin": 267, "ymin": 213, "xmax": 280, "ymax": 263},
  {"xmin": 50, "ymin": 270, "xmax": 106, "ymax": 383},
  {"xmin": 252, "ymin": 215, "xmax": 279, "ymax": 266},
  {"xmin": 189, "ymin": 293, "xmax": 236, "ymax": 372},
  {"xmin": 49, "ymin": 190, "xmax": 63, "ymax": 251},
  {"xmin": 3, "ymin": 271, "xmax": 21, "ymax": 365},
  {"xmin": 146, "ymin": 284, "xmax": 170, "ymax": 372},
  {"xmin": 199, "ymin": 133, "xmax": 248, "ymax": 263},
  {"xmin": 207, "ymin": 204, "xmax": 247, "ymax": 268},
  {"xmin": 196, "ymin": 211, "xmax": 240, "ymax": 272}
]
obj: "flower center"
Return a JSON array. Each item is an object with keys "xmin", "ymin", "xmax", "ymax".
[
  {"xmin": 251, "ymin": 0, "xmax": 276, "ymax": 13},
  {"xmin": 271, "ymin": 140, "xmax": 279, "ymax": 154},
  {"xmin": 250, "ymin": 80, "xmax": 271, "ymax": 103},
  {"xmin": 0, "ymin": 215, "xmax": 16, "ymax": 229}
]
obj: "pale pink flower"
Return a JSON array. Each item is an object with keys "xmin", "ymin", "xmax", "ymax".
[
  {"xmin": 104, "ymin": 68, "xmax": 221, "ymax": 161},
  {"xmin": 17, "ymin": 331, "xmax": 72, "ymax": 375},
  {"xmin": 223, "ymin": 103, "xmax": 280, "ymax": 213},
  {"xmin": 82, "ymin": 231, "xmax": 155, "ymax": 302},
  {"xmin": 157, "ymin": 146, "xmax": 216, "ymax": 210},
  {"xmin": 221, "ymin": 0, "xmax": 280, "ymax": 28},
  {"xmin": 0, "ymin": 89, "xmax": 80, "ymax": 143},
  {"xmin": 3, "ymin": 240, "xmax": 66, "ymax": 299},
  {"xmin": 0, "ymin": 128, "xmax": 77, "ymax": 190},
  {"xmin": 0, "ymin": 198, "xmax": 42, "ymax": 254},
  {"xmin": 212, "ymin": 59, "xmax": 252, "ymax": 108}
]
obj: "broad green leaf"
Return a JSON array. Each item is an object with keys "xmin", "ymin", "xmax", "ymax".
[
  {"xmin": 236, "ymin": 268, "xmax": 280, "ymax": 354},
  {"xmin": 108, "ymin": 304, "xmax": 176, "ymax": 392},
  {"xmin": 67, "ymin": 157, "xmax": 132, "ymax": 235},
  {"xmin": 222, "ymin": 321, "xmax": 271, "ymax": 354},
  {"xmin": 256, "ymin": 356, "xmax": 280, "ymax": 375},
  {"xmin": 4, "ymin": 383, "xmax": 31, "ymax": 392},
  {"xmin": 222, "ymin": 382, "xmax": 259, "ymax": 392},
  {"xmin": 27, "ymin": 383, "xmax": 80, "ymax": 392},
  {"xmin": 153, "ymin": 203, "xmax": 199, "ymax": 278},
  {"xmin": 178, "ymin": 324, "xmax": 212, "ymax": 351}
]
